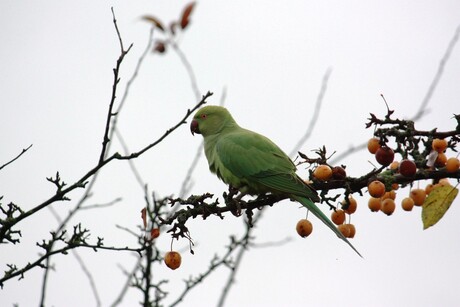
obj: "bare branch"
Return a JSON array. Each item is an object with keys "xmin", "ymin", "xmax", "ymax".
[
  {"xmin": 0, "ymin": 144, "xmax": 33, "ymax": 171},
  {"xmin": 413, "ymin": 24, "xmax": 460, "ymax": 121},
  {"xmin": 289, "ymin": 68, "xmax": 331, "ymax": 157}
]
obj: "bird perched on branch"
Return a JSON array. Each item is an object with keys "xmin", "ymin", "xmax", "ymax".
[{"xmin": 190, "ymin": 105, "xmax": 361, "ymax": 257}]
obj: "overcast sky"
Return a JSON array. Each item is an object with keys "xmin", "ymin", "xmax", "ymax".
[{"xmin": 1, "ymin": 1, "xmax": 460, "ymax": 306}]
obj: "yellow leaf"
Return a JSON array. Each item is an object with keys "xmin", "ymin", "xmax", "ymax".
[{"xmin": 422, "ymin": 185, "xmax": 458, "ymax": 230}]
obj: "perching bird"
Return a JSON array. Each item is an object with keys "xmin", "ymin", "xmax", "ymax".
[{"xmin": 190, "ymin": 105, "xmax": 361, "ymax": 257}]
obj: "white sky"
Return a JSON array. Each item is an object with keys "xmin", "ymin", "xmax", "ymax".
[{"xmin": 1, "ymin": 1, "xmax": 460, "ymax": 306}]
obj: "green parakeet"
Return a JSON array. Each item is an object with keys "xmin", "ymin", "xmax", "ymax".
[{"xmin": 190, "ymin": 105, "xmax": 361, "ymax": 257}]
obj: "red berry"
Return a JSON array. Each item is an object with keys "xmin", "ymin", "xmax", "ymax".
[
  {"xmin": 375, "ymin": 146, "xmax": 395, "ymax": 166},
  {"xmin": 331, "ymin": 166, "xmax": 347, "ymax": 180},
  {"xmin": 399, "ymin": 159, "xmax": 417, "ymax": 177}
]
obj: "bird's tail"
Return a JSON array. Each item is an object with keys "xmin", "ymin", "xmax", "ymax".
[{"xmin": 292, "ymin": 195, "xmax": 363, "ymax": 258}]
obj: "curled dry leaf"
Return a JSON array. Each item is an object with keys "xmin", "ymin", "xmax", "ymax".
[{"xmin": 141, "ymin": 15, "xmax": 165, "ymax": 32}]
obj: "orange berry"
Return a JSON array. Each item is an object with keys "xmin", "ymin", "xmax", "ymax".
[
  {"xmin": 331, "ymin": 210, "xmax": 346, "ymax": 225},
  {"xmin": 313, "ymin": 165, "xmax": 333, "ymax": 181},
  {"xmin": 296, "ymin": 219, "xmax": 313, "ymax": 237},
  {"xmin": 446, "ymin": 157, "xmax": 460, "ymax": 172},
  {"xmin": 368, "ymin": 180, "xmax": 386, "ymax": 198},
  {"xmin": 392, "ymin": 183, "xmax": 399, "ymax": 190},
  {"xmin": 368, "ymin": 197, "xmax": 381, "ymax": 212},
  {"xmin": 345, "ymin": 224, "xmax": 356, "ymax": 238},
  {"xmin": 342, "ymin": 196, "xmax": 357, "ymax": 214},
  {"xmin": 381, "ymin": 199, "xmax": 396, "ymax": 216},
  {"xmin": 381, "ymin": 190, "xmax": 396, "ymax": 201},
  {"xmin": 338, "ymin": 224, "xmax": 351, "ymax": 237},
  {"xmin": 367, "ymin": 138, "xmax": 381, "ymax": 154},
  {"xmin": 410, "ymin": 189, "xmax": 426, "ymax": 206},
  {"xmin": 389, "ymin": 161, "xmax": 399, "ymax": 171},
  {"xmin": 438, "ymin": 178, "xmax": 451, "ymax": 187},
  {"xmin": 164, "ymin": 251, "xmax": 182, "ymax": 270},
  {"xmin": 401, "ymin": 197, "xmax": 415, "ymax": 211},
  {"xmin": 432, "ymin": 138, "xmax": 448, "ymax": 153},
  {"xmin": 375, "ymin": 146, "xmax": 395, "ymax": 166},
  {"xmin": 425, "ymin": 184, "xmax": 434, "ymax": 194},
  {"xmin": 435, "ymin": 152, "xmax": 447, "ymax": 167}
]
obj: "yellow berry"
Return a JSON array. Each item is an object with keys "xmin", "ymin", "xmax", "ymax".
[
  {"xmin": 367, "ymin": 138, "xmax": 381, "ymax": 154},
  {"xmin": 435, "ymin": 152, "xmax": 447, "ymax": 167},
  {"xmin": 345, "ymin": 224, "xmax": 356, "ymax": 238},
  {"xmin": 432, "ymin": 138, "xmax": 448, "ymax": 153},
  {"xmin": 313, "ymin": 165, "xmax": 333, "ymax": 181},
  {"xmin": 342, "ymin": 196, "xmax": 357, "ymax": 214},
  {"xmin": 368, "ymin": 180, "xmax": 386, "ymax": 198},
  {"xmin": 410, "ymin": 189, "xmax": 426, "ymax": 206},
  {"xmin": 338, "ymin": 224, "xmax": 351, "ymax": 237},
  {"xmin": 389, "ymin": 161, "xmax": 400, "ymax": 170},
  {"xmin": 446, "ymin": 157, "xmax": 460, "ymax": 173},
  {"xmin": 331, "ymin": 210, "xmax": 346, "ymax": 225},
  {"xmin": 381, "ymin": 190, "xmax": 396, "ymax": 201},
  {"xmin": 425, "ymin": 184, "xmax": 434, "ymax": 195},
  {"xmin": 381, "ymin": 199, "xmax": 396, "ymax": 216},
  {"xmin": 368, "ymin": 197, "xmax": 381, "ymax": 212},
  {"xmin": 401, "ymin": 197, "xmax": 414, "ymax": 211}
]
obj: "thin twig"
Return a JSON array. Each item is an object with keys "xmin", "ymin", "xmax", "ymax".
[
  {"xmin": 99, "ymin": 8, "xmax": 133, "ymax": 165},
  {"xmin": 413, "ymin": 24, "xmax": 460, "ymax": 121},
  {"xmin": 0, "ymin": 144, "xmax": 33, "ymax": 171},
  {"xmin": 289, "ymin": 68, "xmax": 331, "ymax": 157}
]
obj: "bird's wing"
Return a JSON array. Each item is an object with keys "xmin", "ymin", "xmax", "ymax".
[{"xmin": 215, "ymin": 128, "xmax": 319, "ymax": 201}]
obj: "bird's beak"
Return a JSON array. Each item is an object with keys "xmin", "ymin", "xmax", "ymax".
[{"xmin": 190, "ymin": 120, "xmax": 200, "ymax": 135}]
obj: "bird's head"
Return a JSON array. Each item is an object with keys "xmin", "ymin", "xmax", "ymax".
[{"xmin": 190, "ymin": 105, "xmax": 236, "ymax": 137}]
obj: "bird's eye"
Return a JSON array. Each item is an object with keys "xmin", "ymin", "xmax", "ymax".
[{"xmin": 200, "ymin": 114, "xmax": 207, "ymax": 119}]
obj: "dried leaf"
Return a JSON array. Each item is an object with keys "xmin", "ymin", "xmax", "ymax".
[
  {"xmin": 180, "ymin": 2, "xmax": 196, "ymax": 29},
  {"xmin": 141, "ymin": 15, "xmax": 165, "ymax": 32},
  {"xmin": 141, "ymin": 208, "xmax": 147, "ymax": 228},
  {"xmin": 422, "ymin": 185, "xmax": 458, "ymax": 230}
]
